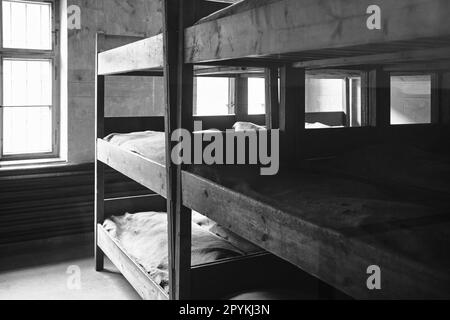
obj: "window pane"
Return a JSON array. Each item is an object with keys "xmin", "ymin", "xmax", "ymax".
[
  {"xmin": 2, "ymin": 0, "xmax": 52, "ymax": 50},
  {"xmin": 3, "ymin": 59, "xmax": 52, "ymax": 106},
  {"xmin": 306, "ymin": 78, "xmax": 345, "ymax": 113},
  {"xmin": 3, "ymin": 106, "xmax": 53, "ymax": 155},
  {"xmin": 306, "ymin": 78, "xmax": 346, "ymax": 129},
  {"xmin": 195, "ymin": 77, "xmax": 231, "ymax": 116},
  {"xmin": 305, "ymin": 76, "xmax": 363, "ymax": 129},
  {"xmin": 391, "ymin": 75, "xmax": 432, "ymax": 125},
  {"xmin": 248, "ymin": 78, "xmax": 265, "ymax": 115}
]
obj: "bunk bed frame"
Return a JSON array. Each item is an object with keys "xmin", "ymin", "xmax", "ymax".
[{"xmin": 96, "ymin": 0, "xmax": 450, "ymax": 300}]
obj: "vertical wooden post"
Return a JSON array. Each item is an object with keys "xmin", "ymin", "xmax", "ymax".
[
  {"xmin": 162, "ymin": 0, "xmax": 195, "ymax": 300},
  {"xmin": 94, "ymin": 33, "xmax": 105, "ymax": 272},
  {"xmin": 368, "ymin": 67, "xmax": 391, "ymax": 127},
  {"xmin": 441, "ymin": 72, "xmax": 450, "ymax": 124},
  {"xmin": 279, "ymin": 66, "xmax": 305, "ymax": 165},
  {"xmin": 431, "ymin": 73, "xmax": 440, "ymax": 124},
  {"xmin": 360, "ymin": 71, "xmax": 370, "ymax": 127},
  {"xmin": 235, "ymin": 76, "xmax": 249, "ymax": 122},
  {"xmin": 345, "ymin": 77, "xmax": 351, "ymax": 127},
  {"xmin": 265, "ymin": 67, "xmax": 279, "ymax": 129}
]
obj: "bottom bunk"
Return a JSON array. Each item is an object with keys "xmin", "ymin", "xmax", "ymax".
[{"xmin": 97, "ymin": 205, "xmax": 346, "ymax": 300}]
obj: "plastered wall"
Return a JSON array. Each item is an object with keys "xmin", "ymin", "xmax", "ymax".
[{"xmin": 67, "ymin": 0, "xmax": 164, "ymax": 163}]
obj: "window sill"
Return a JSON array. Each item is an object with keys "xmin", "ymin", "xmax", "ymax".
[{"xmin": 0, "ymin": 158, "xmax": 68, "ymax": 171}]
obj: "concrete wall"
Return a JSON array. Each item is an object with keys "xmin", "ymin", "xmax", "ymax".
[{"xmin": 67, "ymin": 0, "xmax": 164, "ymax": 164}]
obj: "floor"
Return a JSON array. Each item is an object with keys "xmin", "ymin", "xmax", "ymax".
[{"xmin": 0, "ymin": 235, "xmax": 140, "ymax": 300}]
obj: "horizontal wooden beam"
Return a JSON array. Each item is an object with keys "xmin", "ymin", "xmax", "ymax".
[
  {"xmin": 97, "ymin": 139, "xmax": 167, "ymax": 198},
  {"xmin": 98, "ymin": 225, "xmax": 169, "ymax": 300},
  {"xmin": 182, "ymin": 170, "xmax": 450, "ymax": 299},
  {"xmin": 294, "ymin": 47, "xmax": 450, "ymax": 69},
  {"xmin": 98, "ymin": 34, "xmax": 164, "ymax": 76},
  {"xmin": 195, "ymin": 66, "xmax": 264, "ymax": 77},
  {"xmin": 185, "ymin": 0, "xmax": 450, "ymax": 63}
]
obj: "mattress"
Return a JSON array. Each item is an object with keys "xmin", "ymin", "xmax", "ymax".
[
  {"xmin": 104, "ymin": 211, "xmax": 261, "ymax": 293},
  {"xmin": 104, "ymin": 131, "xmax": 166, "ymax": 165}
]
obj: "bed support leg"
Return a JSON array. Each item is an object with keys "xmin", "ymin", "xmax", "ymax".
[
  {"xmin": 279, "ymin": 66, "xmax": 305, "ymax": 166},
  {"xmin": 162, "ymin": 0, "xmax": 196, "ymax": 300},
  {"xmin": 94, "ymin": 160, "xmax": 105, "ymax": 272},
  {"xmin": 265, "ymin": 67, "xmax": 280, "ymax": 130},
  {"xmin": 95, "ymin": 38, "xmax": 106, "ymax": 271}
]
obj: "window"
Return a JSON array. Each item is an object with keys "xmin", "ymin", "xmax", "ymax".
[
  {"xmin": 194, "ymin": 77, "xmax": 234, "ymax": 116},
  {"xmin": 305, "ymin": 73, "xmax": 362, "ymax": 129},
  {"xmin": 248, "ymin": 77, "xmax": 265, "ymax": 115},
  {"xmin": 1, "ymin": 0, "xmax": 58, "ymax": 161},
  {"xmin": 391, "ymin": 74, "xmax": 432, "ymax": 125}
]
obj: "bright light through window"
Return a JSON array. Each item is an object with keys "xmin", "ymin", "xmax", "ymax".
[
  {"xmin": 3, "ymin": 106, "xmax": 52, "ymax": 154},
  {"xmin": 2, "ymin": 0, "xmax": 52, "ymax": 50},
  {"xmin": 391, "ymin": 75, "xmax": 432, "ymax": 125},
  {"xmin": 2, "ymin": 58, "xmax": 53, "ymax": 155},
  {"xmin": 195, "ymin": 77, "xmax": 232, "ymax": 116},
  {"xmin": 306, "ymin": 78, "xmax": 345, "ymax": 113},
  {"xmin": 1, "ymin": 0, "xmax": 56, "ymax": 159},
  {"xmin": 248, "ymin": 78, "xmax": 265, "ymax": 115},
  {"xmin": 3, "ymin": 59, "xmax": 52, "ymax": 106}
]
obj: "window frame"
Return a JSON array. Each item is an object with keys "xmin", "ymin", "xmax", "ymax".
[
  {"xmin": 389, "ymin": 71, "xmax": 439, "ymax": 126},
  {"xmin": 0, "ymin": 0, "xmax": 60, "ymax": 161},
  {"xmin": 193, "ymin": 75, "xmax": 236, "ymax": 117},
  {"xmin": 305, "ymin": 70, "xmax": 364, "ymax": 129}
]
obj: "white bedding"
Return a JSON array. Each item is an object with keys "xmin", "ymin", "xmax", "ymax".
[
  {"xmin": 103, "ymin": 122, "xmax": 267, "ymax": 165},
  {"xmin": 306, "ymin": 122, "xmax": 344, "ymax": 129},
  {"xmin": 104, "ymin": 211, "xmax": 261, "ymax": 293}
]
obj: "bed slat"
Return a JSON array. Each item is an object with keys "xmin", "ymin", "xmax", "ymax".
[
  {"xmin": 97, "ymin": 225, "xmax": 169, "ymax": 300},
  {"xmin": 98, "ymin": 34, "xmax": 164, "ymax": 76},
  {"xmin": 97, "ymin": 139, "xmax": 167, "ymax": 198}
]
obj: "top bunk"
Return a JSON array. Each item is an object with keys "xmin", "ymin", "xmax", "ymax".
[
  {"xmin": 97, "ymin": 34, "xmax": 164, "ymax": 76},
  {"xmin": 185, "ymin": 0, "xmax": 450, "ymax": 65},
  {"xmin": 97, "ymin": 0, "xmax": 239, "ymax": 76}
]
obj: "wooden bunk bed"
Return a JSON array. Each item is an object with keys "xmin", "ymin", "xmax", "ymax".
[{"xmin": 96, "ymin": 0, "xmax": 450, "ymax": 300}]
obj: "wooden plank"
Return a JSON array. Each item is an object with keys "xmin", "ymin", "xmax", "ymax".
[
  {"xmin": 195, "ymin": 66, "xmax": 263, "ymax": 77},
  {"xmin": 182, "ymin": 171, "xmax": 450, "ymax": 299},
  {"xmin": 368, "ymin": 67, "xmax": 391, "ymax": 127},
  {"xmin": 97, "ymin": 225, "xmax": 169, "ymax": 300},
  {"xmin": 185, "ymin": 0, "xmax": 450, "ymax": 63},
  {"xmin": 279, "ymin": 66, "xmax": 305, "ymax": 164},
  {"xmin": 383, "ymin": 60, "xmax": 450, "ymax": 73},
  {"xmin": 97, "ymin": 139, "xmax": 167, "ymax": 198},
  {"xmin": 235, "ymin": 76, "xmax": 249, "ymax": 122},
  {"xmin": 431, "ymin": 73, "xmax": 440, "ymax": 124},
  {"xmin": 442, "ymin": 72, "xmax": 450, "ymax": 124},
  {"xmin": 294, "ymin": 47, "xmax": 450, "ymax": 69},
  {"xmin": 95, "ymin": 33, "xmax": 105, "ymax": 271},
  {"xmin": 265, "ymin": 67, "xmax": 279, "ymax": 129},
  {"xmin": 98, "ymin": 34, "xmax": 164, "ymax": 76},
  {"xmin": 162, "ymin": 0, "xmax": 196, "ymax": 301}
]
